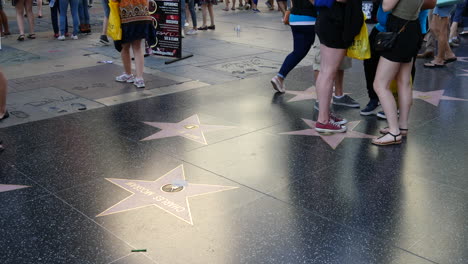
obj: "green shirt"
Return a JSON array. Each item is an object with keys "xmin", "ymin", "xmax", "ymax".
[{"xmin": 392, "ymin": 0, "xmax": 424, "ymax": 21}]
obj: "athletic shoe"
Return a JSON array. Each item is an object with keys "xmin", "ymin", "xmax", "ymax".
[
  {"xmin": 184, "ymin": 21, "xmax": 189, "ymax": 27},
  {"xmin": 99, "ymin": 35, "xmax": 110, "ymax": 45},
  {"xmin": 329, "ymin": 112, "xmax": 347, "ymax": 125},
  {"xmin": 181, "ymin": 30, "xmax": 185, "ymax": 38},
  {"xmin": 314, "ymin": 101, "xmax": 319, "ymax": 111},
  {"xmin": 252, "ymin": 8, "xmax": 260, "ymax": 12},
  {"xmin": 332, "ymin": 95, "xmax": 360, "ymax": 108},
  {"xmin": 315, "ymin": 120, "xmax": 347, "ymax": 133},
  {"xmin": 360, "ymin": 99, "xmax": 379, "ymax": 116},
  {"xmin": 186, "ymin": 29, "xmax": 197, "ymax": 35},
  {"xmin": 71, "ymin": 35, "xmax": 78, "ymax": 40},
  {"xmin": 57, "ymin": 35, "xmax": 65, "ymax": 41},
  {"xmin": 116, "ymin": 73, "xmax": 135, "ymax": 83},
  {"xmin": 377, "ymin": 111, "xmax": 386, "ymax": 119},
  {"xmin": 265, "ymin": 1, "xmax": 272, "ymax": 8},
  {"xmin": 270, "ymin": 76, "xmax": 285, "ymax": 93},
  {"xmin": 134, "ymin": 78, "xmax": 145, "ymax": 88}
]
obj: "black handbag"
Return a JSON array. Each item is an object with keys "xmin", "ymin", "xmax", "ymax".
[{"xmin": 374, "ymin": 21, "xmax": 409, "ymax": 52}]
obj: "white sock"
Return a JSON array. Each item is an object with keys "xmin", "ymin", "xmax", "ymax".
[{"xmin": 334, "ymin": 95, "xmax": 344, "ymax": 99}]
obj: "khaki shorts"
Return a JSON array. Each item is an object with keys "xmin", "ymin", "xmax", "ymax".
[{"xmin": 311, "ymin": 35, "xmax": 352, "ymax": 71}]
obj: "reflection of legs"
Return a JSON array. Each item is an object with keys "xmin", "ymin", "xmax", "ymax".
[
  {"xmin": 121, "ymin": 43, "xmax": 132, "ymax": 75},
  {"xmin": 15, "ymin": 1, "xmax": 26, "ymax": 35},
  {"xmin": 25, "ymin": 0, "xmax": 35, "ymax": 34},
  {"xmin": 0, "ymin": 69, "xmax": 7, "ymax": 118},
  {"xmin": 131, "ymin": 40, "xmax": 144, "ymax": 79},
  {"xmin": 396, "ymin": 60, "xmax": 413, "ymax": 130},
  {"xmin": 207, "ymin": 4, "xmax": 214, "ymax": 26},
  {"xmin": 316, "ymin": 44, "xmax": 345, "ymax": 124},
  {"xmin": 373, "ymin": 57, "xmax": 401, "ymax": 141}
]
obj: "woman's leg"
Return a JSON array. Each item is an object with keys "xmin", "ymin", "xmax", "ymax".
[
  {"xmin": 208, "ymin": 4, "xmax": 214, "ymax": 26},
  {"xmin": 201, "ymin": 4, "xmax": 207, "ymax": 27},
  {"xmin": 277, "ymin": 25, "xmax": 315, "ymax": 81},
  {"xmin": 15, "ymin": 1, "xmax": 26, "ymax": 35},
  {"xmin": 37, "ymin": 0, "xmax": 43, "ymax": 17},
  {"xmin": 59, "ymin": 0, "xmax": 68, "ymax": 35},
  {"xmin": 121, "ymin": 43, "xmax": 132, "ymax": 75},
  {"xmin": 0, "ymin": 69, "xmax": 7, "ymax": 118},
  {"xmin": 278, "ymin": 1, "xmax": 287, "ymax": 17},
  {"xmin": 373, "ymin": 57, "xmax": 402, "ymax": 141},
  {"xmin": 131, "ymin": 39, "xmax": 144, "ymax": 79},
  {"xmin": 316, "ymin": 44, "xmax": 346, "ymax": 124},
  {"xmin": 334, "ymin": 70, "xmax": 344, "ymax": 96},
  {"xmin": 24, "ymin": 0, "xmax": 35, "ymax": 34},
  {"xmin": 0, "ymin": 10, "xmax": 10, "ymax": 34},
  {"xmin": 395, "ymin": 61, "xmax": 413, "ymax": 130}
]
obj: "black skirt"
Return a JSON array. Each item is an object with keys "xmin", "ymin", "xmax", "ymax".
[
  {"xmin": 381, "ymin": 14, "xmax": 422, "ymax": 63},
  {"xmin": 315, "ymin": 2, "xmax": 347, "ymax": 49}
]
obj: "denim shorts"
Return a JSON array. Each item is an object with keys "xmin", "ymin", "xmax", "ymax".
[
  {"xmin": 101, "ymin": 0, "xmax": 110, "ymax": 18},
  {"xmin": 452, "ymin": 1, "xmax": 467, "ymax": 23},
  {"xmin": 434, "ymin": 4, "xmax": 457, "ymax": 18}
]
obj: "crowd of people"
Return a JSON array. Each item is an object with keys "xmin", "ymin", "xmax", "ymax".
[
  {"xmin": 272, "ymin": 0, "xmax": 467, "ymax": 146},
  {"xmin": 1, "ymin": 0, "xmax": 467, "ymax": 147}
]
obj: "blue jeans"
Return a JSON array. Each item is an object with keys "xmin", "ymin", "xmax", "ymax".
[
  {"xmin": 181, "ymin": 0, "xmax": 186, "ymax": 28},
  {"xmin": 101, "ymin": 0, "xmax": 110, "ymax": 17},
  {"xmin": 78, "ymin": 0, "xmax": 90, "ymax": 24},
  {"xmin": 51, "ymin": 0, "xmax": 69, "ymax": 34},
  {"xmin": 278, "ymin": 25, "xmax": 315, "ymax": 79},
  {"xmin": 188, "ymin": 0, "xmax": 196, "ymax": 27},
  {"xmin": 59, "ymin": 0, "xmax": 80, "ymax": 35}
]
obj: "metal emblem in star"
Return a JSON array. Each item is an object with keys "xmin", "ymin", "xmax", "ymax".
[
  {"xmin": 413, "ymin": 90, "xmax": 468, "ymax": 106},
  {"xmin": 97, "ymin": 165, "xmax": 238, "ymax": 225},
  {"xmin": 141, "ymin": 114, "xmax": 235, "ymax": 145},
  {"xmin": 0, "ymin": 184, "xmax": 30, "ymax": 193},
  {"xmin": 280, "ymin": 119, "xmax": 373, "ymax": 149}
]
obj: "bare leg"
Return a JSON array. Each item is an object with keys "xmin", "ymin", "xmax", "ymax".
[
  {"xmin": 373, "ymin": 57, "xmax": 402, "ymax": 142},
  {"xmin": 37, "ymin": 0, "xmax": 43, "ymax": 17},
  {"xmin": 131, "ymin": 39, "xmax": 144, "ymax": 79},
  {"xmin": 208, "ymin": 4, "xmax": 214, "ymax": 26},
  {"xmin": 316, "ymin": 44, "xmax": 346, "ymax": 124},
  {"xmin": 0, "ymin": 69, "xmax": 7, "ymax": 117},
  {"xmin": 101, "ymin": 16, "xmax": 108, "ymax": 35},
  {"xmin": 396, "ymin": 60, "xmax": 413, "ymax": 130},
  {"xmin": 25, "ymin": 0, "xmax": 35, "ymax": 34},
  {"xmin": 201, "ymin": 4, "xmax": 207, "ymax": 27},
  {"xmin": 334, "ymin": 70, "xmax": 344, "ymax": 96},
  {"xmin": 278, "ymin": 1, "xmax": 287, "ymax": 17},
  {"xmin": 15, "ymin": 1, "xmax": 26, "ymax": 35},
  {"xmin": 121, "ymin": 43, "xmax": 132, "ymax": 75},
  {"xmin": 449, "ymin": 21, "xmax": 458, "ymax": 40},
  {"xmin": 433, "ymin": 15, "xmax": 455, "ymax": 63}
]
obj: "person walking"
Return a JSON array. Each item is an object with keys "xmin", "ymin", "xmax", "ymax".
[
  {"xmin": 0, "ymin": 0, "xmax": 11, "ymax": 36},
  {"xmin": 14, "ymin": 0, "xmax": 36, "ymax": 40}
]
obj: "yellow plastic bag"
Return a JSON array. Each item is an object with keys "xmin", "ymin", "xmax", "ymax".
[
  {"xmin": 347, "ymin": 14, "xmax": 371, "ymax": 60},
  {"xmin": 107, "ymin": 1, "xmax": 122, "ymax": 41}
]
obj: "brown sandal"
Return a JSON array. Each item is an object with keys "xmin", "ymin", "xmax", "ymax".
[
  {"xmin": 379, "ymin": 127, "xmax": 408, "ymax": 136},
  {"xmin": 372, "ymin": 132, "xmax": 402, "ymax": 146}
]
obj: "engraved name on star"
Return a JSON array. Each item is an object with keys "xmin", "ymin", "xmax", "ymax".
[
  {"xmin": 280, "ymin": 119, "xmax": 373, "ymax": 149},
  {"xmin": 413, "ymin": 90, "xmax": 468, "ymax": 106},
  {"xmin": 0, "ymin": 184, "xmax": 30, "ymax": 193},
  {"xmin": 97, "ymin": 165, "xmax": 238, "ymax": 225},
  {"xmin": 141, "ymin": 114, "xmax": 235, "ymax": 145}
]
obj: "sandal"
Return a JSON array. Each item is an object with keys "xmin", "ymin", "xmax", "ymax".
[
  {"xmin": 379, "ymin": 127, "xmax": 408, "ymax": 136},
  {"xmin": 27, "ymin": 33, "xmax": 36, "ymax": 39},
  {"xmin": 197, "ymin": 26, "xmax": 208, "ymax": 30},
  {"xmin": 424, "ymin": 61, "xmax": 445, "ymax": 68},
  {"xmin": 444, "ymin": 57, "xmax": 457, "ymax": 64},
  {"xmin": 17, "ymin": 34, "xmax": 25, "ymax": 41},
  {"xmin": 372, "ymin": 132, "xmax": 402, "ymax": 146},
  {"xmin": 207, "ymin": 25, "xmax": 215, "ymax": 30}
]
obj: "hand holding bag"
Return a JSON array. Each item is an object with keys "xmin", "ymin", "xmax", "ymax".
[{"xmin": 374, "ymin": 21, "xmax": 409, "ymax": 52}]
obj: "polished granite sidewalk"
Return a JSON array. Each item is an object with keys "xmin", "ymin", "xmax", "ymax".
[{"xmin": 1, "ymin": 3, "xmax": 468, "ymax": 264}]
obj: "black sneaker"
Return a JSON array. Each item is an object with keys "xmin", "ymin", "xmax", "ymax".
[
  {"xmin": 360, "ymin": 99, "xmax": 379, "ymax": 116},
  {"xmin": 99, "ymin": 35, "xmax": 110, "ymax": 46},
  {"xmin": 332, "ymin": 95, "xmax": 360, "ymax": 108},
  {"xmin": 377, "ymin": 111, "xmax": 386, "ymax": 119}
]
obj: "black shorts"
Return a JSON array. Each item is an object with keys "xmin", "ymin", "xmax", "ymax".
[
  {"xmin": 315, "ymin": 2, "xmax": 348, "ymax": 49},
  {"xmin": 381, "ymin": 14, "xmax": 422, "ymax": 63}
]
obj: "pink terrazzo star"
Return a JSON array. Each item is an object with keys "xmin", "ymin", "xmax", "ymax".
[
  {"xmin": 280, "ymin": 119, "xmax": 373, "ymax": 149},
  {"xmin": 0, "ymin": 184, "xmax": 30, "ymax": 193},
  {"xmin": 141, "ymin": 114, "xmax": 235, "ymax": 145},
  {"xmin": 413, "ymin": 90, "xmax": 468, "ymax": 106},
  {"xmin": 97, "ymin": 165, "xmax": 238, "ymax": 225},
  {"xmin": 286, "ymin": 86, "xmax": 318, "ymax": 103}
]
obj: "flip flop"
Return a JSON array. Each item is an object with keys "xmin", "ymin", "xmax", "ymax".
[
  {"xmin": 424, "ymin": 62, "xmax": 445, "ymax": 68},
  {"xmin": 444, "ymin": 57, "xmax": 457, "ymax": 64}
]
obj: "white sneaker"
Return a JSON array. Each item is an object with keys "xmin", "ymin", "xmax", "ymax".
[
  {"xmin": 71, "ymin": 35, "xmax": 78, "ymax": 40},
  {"xmin": 134, "ymin": 78, "xmax": 145, "ymax": 88},
  {"xmin": 184, "ymin": 21, "xmax": 189, "ymax": 27},
  {"xmin": 58, "ymin": 35, "xmax": 65, "ymax": 41},
  {"xmin": 270, "ymin": 76, "xmax": 285, "ymax": 93},
  {"xmin": 181, "ymin": 30, "xmax": 185, "ymax": 38},
  {"xmin": 115, "ymin": 73, "xmax": 135, "ymax": 83},
  {"xmin": 186, "ymin": 29, "xmax": 198, "ymax": 35}
]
